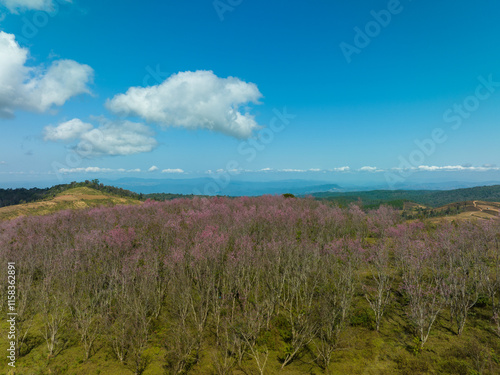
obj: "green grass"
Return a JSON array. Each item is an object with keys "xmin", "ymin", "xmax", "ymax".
[{"xmin": 2, "ymin": 290, "xmax": 499, "ymax": 374}]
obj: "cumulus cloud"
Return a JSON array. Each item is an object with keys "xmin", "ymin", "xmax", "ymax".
[
  {"xmin": 0, "ymin": 32, "xmax": 93, "ymax": 118},
  {"xmin": 161, "ymin": 168, "xmax": 184, "ymax": 174},
  {"xmin": 106, "ymin": 70, "xmax": 263, "ymax": 138},
  {"xmin": 43, "ymin": 118, "xmax": 93, "ymax": 141},
  {"xmin": 148, "ymin": 165, "xmax": 159, "ymax": 172},
  {"xmin": 43, "ymin": 118, "xmax": 158, "ymax": 156},
  {"xmin": 0, "ymin": 0, "xmax": 70, "ymax": 13}
]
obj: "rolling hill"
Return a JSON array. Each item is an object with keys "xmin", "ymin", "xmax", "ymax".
[
  {"xmin": 2, "ymin": 181, "xmax": 500, "ymax": 222},
  {"xmin": 312, "ymin": 184, "xmax": 500, "ymax": 208},
  {"xmin": 0, "ymin": 180, "xmax": 141, "ymax": 208},
  {"xmin": 0, "ymin": 186, "xmax": 141, "ymax": 221}
]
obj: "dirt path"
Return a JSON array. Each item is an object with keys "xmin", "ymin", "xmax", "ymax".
[
  {"xmin": 473, "ymin": 201, "xmax": 483, "ymax": 211},
  {"xmin": 53, "ymin": 194, "xmax": 109, "ymax": 201}
]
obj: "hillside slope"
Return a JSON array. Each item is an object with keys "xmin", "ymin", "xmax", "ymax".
[
  {"xmin": 0, "ymin": 187, "xmax": 141, "ymax": 220},
  {"xmin": 313, "ymin": 184, "xmax": 500, "ymax": 208},
  {"xmin": 0, "ymin": 180, "xmax": 141, "ymax": 208}
]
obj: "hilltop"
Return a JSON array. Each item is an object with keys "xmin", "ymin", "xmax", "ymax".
[
  {"xmin": 402, "ymin": 200, "xmax": 500, "ymax": 221},
  {"xmin": 0, "ymin": 180, "xmax": 141, "ymax": 208},
  {"xmin": 0, "ymin": 186, "xmax": 141, "ymax": 221}
]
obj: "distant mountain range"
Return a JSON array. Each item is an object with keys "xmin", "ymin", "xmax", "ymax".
[
  {"xmin": 100, "ymin": 178, "xmax": 344, "ymax": 196},
  {"xmin": 100, "ymin": 177, "xmax": 500, "ymax": 197},
  {"xmin": 312, "ymin": 184, "xmax": 500, "ymax": 208},
  {"xmin": 2, "ymin": 179, "xmax": 500, "ymax": 212}
]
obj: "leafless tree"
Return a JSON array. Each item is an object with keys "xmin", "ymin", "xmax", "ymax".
[{"xmin": 363, "ymin": 242, "xmax": 392, "ymax": 332}]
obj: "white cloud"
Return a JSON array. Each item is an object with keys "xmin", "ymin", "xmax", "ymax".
[
  {"xmin": 161, "ymin": 168, "xmax": 184, "ymax": 174},
  {"xmin": 245, "ymin": 167, "xmax": 350, "ymax": 173},
  {"xmin": 0, "ymin": 161, "xmax": 6, "ymax": 165},
  {"xmin": 281, "ymin": 169, "xmax": 306, "ymax": 172},
  {"xmin": 44, "ymin": 118, "xmax": 158, "ymax": 156},
  {"xmin": 277, "ymin": 168, "xmax": 328, "ymax": 173},
  {"xmin": 43, "ymin": 118, "xmax": 93, "ymax": 141},
  {"xmin": 59, "ymin": 167, "xmax": 112, "ymax": 173},
  {"xmin": 106, "ymin": 70, "xmax": 263, "ymax": 139},
  {"xmin": 0, "ymin": 0, "xmax": 70, "ymax": 13},
  {"xmin": 58, "ymin": 167, "xmax": 141, "ymax": 174},
  {"xmin": 148, "ymin": 165, "xmax": 159, "ymax": 172},
  {"xmin": 0, "ymin": 171, "xmax": 25, "ymax": 175},
  {"xmin": 389, "ymin": 164, "xmax": 500, "ymax": 172},
  {"xmin": 0, "ymin": 32, "xmax": 93, "ymax": 118},
  {"xmin": 359, "ymin": 166, "xmax": 382, "ymax": 172},
  {"xmin": 203, "ymin": 164, "xmax": 500, "ymax": 176},
  {"xmin": 333, "ymin": 167, "xmax": 351, "ymax": 172},
  {"xmin": 28, "ymin": 59, "xmax": 93, "ymax": 110},
  {"xmin": 415, "ymin": 165, "xmax": 442, "ymax": 171},
  {"xmin": 415, "ymin": 165, "xmax": 500, "ymax": 172},
  {"xmin": 80, "ymin": 120, "xmax": 157, "ymax": 156},
  {"xmin": 332, "ymin": 166, "xmax": 350, "ymax": 172}
]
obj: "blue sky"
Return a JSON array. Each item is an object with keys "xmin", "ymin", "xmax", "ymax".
[{"xmin": 1, "ymin": 0, "xmax": 500, "ymax": 190}]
